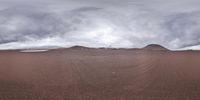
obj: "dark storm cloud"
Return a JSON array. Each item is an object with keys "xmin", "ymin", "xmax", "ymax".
[{"xmin": 0, "ymin": 0, "xmax": 200, "ymax": 49}]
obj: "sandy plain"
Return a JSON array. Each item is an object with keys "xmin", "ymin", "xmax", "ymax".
[{"xmin": 0, "ymin": 46, "xmax": 199, "ymax": 100}]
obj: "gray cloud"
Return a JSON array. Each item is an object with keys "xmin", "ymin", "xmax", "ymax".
[
  {"xmin": 0, "ymin": 0, "xmax": 200, "ymax": 50},
  {"xmin": 164, "ymin": 11, "xmax": 200, "ymax": 48}
]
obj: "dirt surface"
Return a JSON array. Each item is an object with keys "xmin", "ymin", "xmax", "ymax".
[{"xmin": 0, "ymin": 48, "xmax": 200, "ymax": 100}]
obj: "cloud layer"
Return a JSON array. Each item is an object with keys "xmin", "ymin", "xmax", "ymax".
[{"xmin": 0, "ymin": 0, "xmax": 200, "ymax": 50}]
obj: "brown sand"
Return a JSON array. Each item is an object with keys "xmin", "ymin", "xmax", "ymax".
[{"xmin": 0, "ymin": 48, "xmax": 200, "ymax": 100}]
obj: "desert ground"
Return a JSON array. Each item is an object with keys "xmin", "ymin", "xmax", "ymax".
[{"xmin": 0, "ymin": 45, "xmax": 200, "ymax": 100}]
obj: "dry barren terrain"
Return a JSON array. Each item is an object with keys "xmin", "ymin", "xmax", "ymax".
[{"xmin": 0, "ymin": 47, "xmax": 200, "ymax": 100}]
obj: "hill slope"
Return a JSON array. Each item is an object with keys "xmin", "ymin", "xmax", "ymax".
[{"xmin": 143, "ymin": 44, "xmax": 169, "ymax": 51}]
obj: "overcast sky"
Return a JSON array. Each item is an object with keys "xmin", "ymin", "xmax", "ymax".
[{"xmin": 0, "ymin": 0, "xmax": 200, "ymax": 50}]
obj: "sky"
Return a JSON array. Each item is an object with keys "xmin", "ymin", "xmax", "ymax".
[{"xmin": 0, "ymin": 0, "xmax": 200, "ymax": 50}]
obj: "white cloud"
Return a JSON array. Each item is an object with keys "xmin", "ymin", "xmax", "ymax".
[{"xmin": 0, "ymin": 0, "xmax": 200, "ymax": 50}]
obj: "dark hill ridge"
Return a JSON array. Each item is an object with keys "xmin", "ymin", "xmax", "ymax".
[
  {"xmin": 143, "ymin": 44, "xmax": 169, "ymax": 51},
  {"xmin": 68, "ymin": 44, "xmax": 169, "ymax": 51},
  {"xmin": 69, "ymin": 46, "xmax": 92, "ymax": 49}
]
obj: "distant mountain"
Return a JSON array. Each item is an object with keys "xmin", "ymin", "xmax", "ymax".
[
  {"xmin": 68, "ymin": 44, "xmax": 169, "ymax": 51},
  {"xmin": 143, "ymin": 44, "xmax": 169, "ymax": 51},
  {"xmin": 69, "ymin": 45, "xmax": 92, "ymax": 49}
]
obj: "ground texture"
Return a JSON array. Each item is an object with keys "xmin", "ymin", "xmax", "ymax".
[{"xmin": 0, "ymin": 49, "xmax": 200, "ymax": 100}]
